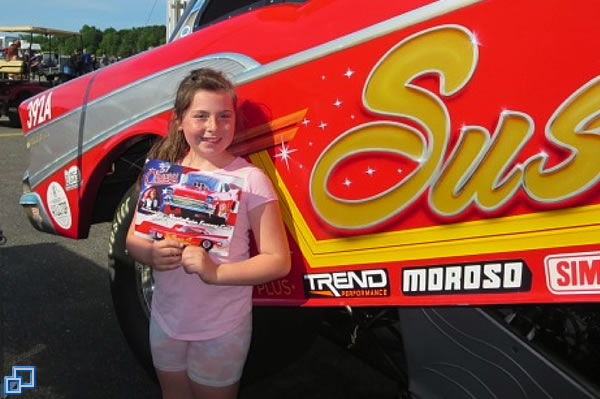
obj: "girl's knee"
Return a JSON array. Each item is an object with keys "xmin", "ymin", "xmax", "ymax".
[
  {"xmin": 156, "ymin": 369, "xmax": 194, "ymax": 399},
  {"xmin": 189, "ymin": 379, "xmax": 239, "ymax": 399}
]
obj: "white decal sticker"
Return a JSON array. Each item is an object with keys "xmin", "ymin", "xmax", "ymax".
[
  {"xmin": 26, "ymin": 91, "xmax": 53, "ymax": 129},
  {"xmin": 545, "ymin": 251, "xmax": 600, "ymax": 294},
  {"xmin": 47, "ymin": 182, "xmax": 72, "ymax": 229},
  {"xmin": 64, "ymin": 166, "xmax": 82, "ymax": 191}
]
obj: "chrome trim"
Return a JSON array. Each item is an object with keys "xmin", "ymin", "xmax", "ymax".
[
  {"xmin": 19, "ymin": 192, "xmax": 39, "ymax": 206},
  {"xmin": 22, "ymin": 169, "xmax": 30, "ymax": 186},
  {"xmin": 135, "ymin": 261, "xmax": 154, "ymax": 318},
  {"xmin": 26, "ymin": 53, "xmax": 261, "ymax": 188},
  {"xmin": 26, "ymin": 0, "xmax": 483, "ymax": 190},
  {"xmin": 19, "ymin": 192, "xmax": 56, "ymax": 234}
]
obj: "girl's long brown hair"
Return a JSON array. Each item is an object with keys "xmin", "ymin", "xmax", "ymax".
[{"xmin": 146, "ymin": 68, "xmax": 237, "ymax": 163}]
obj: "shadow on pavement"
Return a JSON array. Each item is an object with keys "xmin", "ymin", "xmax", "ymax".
[
  {"xmin": 1, "ymin": 243, "xmax": 160, "ymax": 399},
  {"xmin": 241, "ymin": 307, "xmax": 398, "ymax": 398},
  {"xmin": 1, "ymin": 242, "xmax": 397, "ymax": 399}
]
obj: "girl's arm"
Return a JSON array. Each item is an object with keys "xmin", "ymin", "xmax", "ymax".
[
  {"xmin": 181, "ymin": 200, "xmax": 291, "ymax": 285},
  {"xmin": 125, "ymin": 212, "xmax": 184, "ymax": 271}
]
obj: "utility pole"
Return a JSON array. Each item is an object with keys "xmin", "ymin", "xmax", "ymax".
[{"xmin": 166, "ymin": 0, "xmax": 188, "ymax": 42}]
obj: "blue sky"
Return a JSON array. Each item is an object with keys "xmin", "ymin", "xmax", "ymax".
[{"xmin": 2, "ymin": 0, "xmax": 166, "ymax": 32}]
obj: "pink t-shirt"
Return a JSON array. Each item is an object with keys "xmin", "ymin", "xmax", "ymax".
[{"xmin": 151, "ymin": 157, "xmax": 277, "ymax": 340}]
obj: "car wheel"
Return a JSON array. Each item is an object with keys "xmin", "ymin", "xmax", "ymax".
[
  {"xmin": 200, "ymin": 239, "xmax": 213, "ymax": 251},
  {"xmin": 151, "ymin": 231, "xmax": 164, "ymax": 240},
  {"xmin": 7, "ymin": 92, "xmax": 32, "ymax": 128},
  {"xmin": 108, "ymin": 184, "xmax": 156, "ymax": 379},
  {"xmin": 7, "ymin": 109, "xmax": 21, "ymax": 128}
]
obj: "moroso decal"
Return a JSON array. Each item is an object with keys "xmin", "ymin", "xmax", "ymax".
[
  {"xmin": 402, "ymin": 260, "xmax": 531, "ymax": 295},
  {"xmin": 545, "ymin": 251, "xmax": 600, "ymax": 295},
  {"xmin": 303, "ymin": 269, "xmax": 389, "ymax": 298}
]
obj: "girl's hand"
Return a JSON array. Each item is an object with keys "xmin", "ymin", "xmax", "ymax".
[
  {"xmin": 151, "ymin": 239, "xmax": 184, "ymax": 271},
  {"xmin": 181, "ymin": 245, "xmax": 218, "ymax": 283}
]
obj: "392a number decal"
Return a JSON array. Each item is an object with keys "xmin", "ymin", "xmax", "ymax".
[{"xmin": 26, "ymin": 91, "xmax": 53, "ymax": 129}]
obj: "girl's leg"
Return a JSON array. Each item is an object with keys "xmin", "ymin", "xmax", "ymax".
[
  {"xmin": 187, "ymin": 314, "xmax": 253, "ymax": 399},
  {"xmin": 156, "ymin": 370, "xmax": 195, "ymax": 399},
  {"xmin": 149, "ymin": 317, "xmax": 194, "ymax": 398},
  {"xmin": 189, "ymin": 380, "xmax": 239, "ymax": 399}
]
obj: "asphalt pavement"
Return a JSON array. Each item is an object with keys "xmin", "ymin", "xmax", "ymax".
[{"xmin": 0, "ymin": 117, "xmax": 397, "ymax": 398}]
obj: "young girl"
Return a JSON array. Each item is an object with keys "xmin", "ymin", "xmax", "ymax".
[{"xmin": 126, "ymin": 68, "xmax": 291, "ymax": 399}]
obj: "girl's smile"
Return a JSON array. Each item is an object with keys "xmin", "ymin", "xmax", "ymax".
[{"xmin": 200, "ymin": 136, "xmax": 221, "ymax": 143}]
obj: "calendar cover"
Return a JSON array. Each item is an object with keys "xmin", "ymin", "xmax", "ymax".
[{"xmin": 134, "ymin": 158, "xmax": 243, "ymax": 257}]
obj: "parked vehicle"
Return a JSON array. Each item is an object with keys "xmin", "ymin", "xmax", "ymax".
[
  {"xmin": 17, "ymin": 0, "xmax": 600, "ymax": 397},
  {"xmin": 0, "ymin": 35, "xmax": 20, "ymax": 53},
  {"xmin": 0, "ymin": 26, "xmax": 79, "ymax": 127}
]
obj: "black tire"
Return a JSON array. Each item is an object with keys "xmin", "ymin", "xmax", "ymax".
[
  {"xmin": 7, "ymin": 92, "xmax": 31, "ymax": 128},
  {"xmin": 7, "ymin": 108, "xmax": 21, "ymax": 128},
  {"xmin": 200, "ymin": 239, "xmax": 213, "ymax": 251},
  {"xmin": 108, "ymin": 184, "xmax": 156, "ymax": 379},
  {"xmin": 7, "ymin": 110, "xmax": 20, "ymax": 128}
]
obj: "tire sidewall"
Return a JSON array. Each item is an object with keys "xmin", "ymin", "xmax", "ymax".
[{"xmin": 108, "ymin": 184, "xmax": 155, "ymax": 377}]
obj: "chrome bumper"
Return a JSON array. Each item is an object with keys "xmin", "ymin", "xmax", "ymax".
[{"xmin": 19, "ymin": 171, "xmax": 56, "ymax": 234}]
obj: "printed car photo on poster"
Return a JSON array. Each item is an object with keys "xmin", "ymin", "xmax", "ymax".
[{"xmin": 133, "ymin": 159, "xmax": 243, "ymax": 256}]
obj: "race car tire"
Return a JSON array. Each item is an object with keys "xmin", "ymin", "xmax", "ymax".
[{"xmin": 107, "ymin": 184, "xmax": 156, "ymax": 379}]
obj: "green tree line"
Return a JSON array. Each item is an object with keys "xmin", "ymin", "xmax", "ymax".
[{"xmin": 25, "ymin": 24, "xmax": 166, "ymax": 59}]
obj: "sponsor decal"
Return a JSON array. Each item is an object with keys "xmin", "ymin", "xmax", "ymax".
[
  {"xmin": 304, "ymin": 269, "xmax": 389, "ymax": 298},
  {"xmin": 64, "ymin": 166, "xmax": 82, "ymax": 191},
  {"xmin": 26, "ymin": 91, "xmax": 52, "ymax": 129},
  {"xmin": 402, "ymin": 260, "xmax": 531, "ymax": 295},
  {"xmin": 255, "ymin": 279, "xmax": 295, "ymax": 297},
  {"xmin": 545, "ymin": 251, "xmax": 600, "ymax": 294},
  {"xmin": 46, "ymin": 182, "xmax": 72, "ymax": 229}
]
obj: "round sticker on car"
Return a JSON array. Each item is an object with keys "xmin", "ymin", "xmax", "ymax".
[{"xmin": 47, "ymin": 182, "xmax": 72, "ymax": 229}]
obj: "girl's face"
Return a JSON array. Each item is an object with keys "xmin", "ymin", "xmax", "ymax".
[{"xmin": 178, "ymin": 89, "xmax": 236, "ymax": 161}]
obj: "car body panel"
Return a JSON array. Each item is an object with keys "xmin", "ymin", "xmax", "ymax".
[{"xmin": 19, "ymin": 0, "xmax": 600, "ymax": 307}]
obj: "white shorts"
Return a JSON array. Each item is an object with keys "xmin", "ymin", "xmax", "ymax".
[{"xmin": 149, "ymin": 314, "xmax": 252, "ymax": 387}]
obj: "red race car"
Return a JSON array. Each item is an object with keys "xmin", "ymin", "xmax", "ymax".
[
  {"xmin": 17, "ymin": 0, "xmax": 600, "ymax": 396},
  {"xmin": 161, "ymin": 172, "xmax": 240, "ymax": 225}
]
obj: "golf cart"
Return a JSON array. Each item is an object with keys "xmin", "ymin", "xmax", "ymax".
[{"xmin": 0, "ymin": 25, "xmax": 79, "ymax": 127}]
